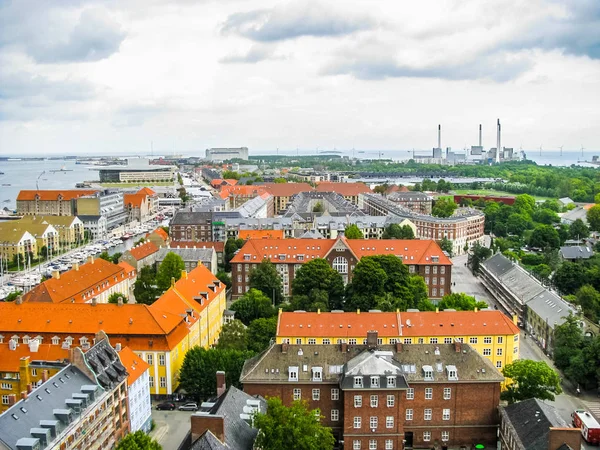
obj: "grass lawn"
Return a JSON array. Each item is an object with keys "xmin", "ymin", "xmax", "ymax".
[
  {"xmin": 99, "ymin": 182, "xmax": 175, "ymax": 188},
  {"xmin": 451, "ymin": 188, "xmax": 553, "ymax": 201}
]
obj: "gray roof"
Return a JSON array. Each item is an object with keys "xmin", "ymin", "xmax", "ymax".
[
  {"xmin": 0, "ymin": 365, "xmax": 99, "ymax": 450},
  {"xmin": 283, "ymin": 191, "xmax": 364, "ymax": 217},
  {"xmin": 501, "ymin": 398, "xmax": 567, "ymax": 450},
  {"xmin": 482, "ymin": 253, "xmax": 516, "ymax": 278},
  {"xmin": 560, "ymin": 245, "xmax": 593, "ymax": 260},
  {"xmin": 191, "ymin": 387, "xmax": 266, "ymax": 450},
  {"xmin": 526, "ymin": 290, "xmax": 576, "ymax": 330},
  {"xmin": 299, "ymin": 229, "xmax": 326, "ymax": 239},
  {"xmin": 81, "ymin": 338, "xmax": 128, "ymax": 390},
  {"xmin": 172, "ymin": 211, "xmax": 213, "ymax": 225},
  {"xmin": 387, "ymin": 192, "xmax": 432, "ymax": 201},
  {"xmin": 558, "ymin": 197, "xmax": 573, "ymax": 205},
  {"xmin": 241, "ymin": 343, "xmax": 503, "ymax": 386},
  {"xmin": 156, "ymin": 247, "xmax": 214, "ymax": 263},
  {"xmin": 77, "ymin": 215, "xmax": 104, "ymax": 222},
  {"xmin": 234, "ymin": 195, "xmax": 272, "ymax": 218},
  {"xmin": 561, "ymin": 206, "xmax": 588, "ymax": 225}
]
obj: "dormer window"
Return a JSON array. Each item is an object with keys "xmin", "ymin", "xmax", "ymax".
[
  {"xmin": 354, "ymin": 377, "xmax": 363, "ymax": 388},
  {"xmin": 423, "ymin": 365, "xmax": 434, "ymax": 381},
  {"xmin": 52, "ymin": 336, "xmax": 60, "ymax": 345},
  {"xmin": 370, "ymin": 376, "xmax": 379, "ymax": 388},
  {"xmin": 297, "ymin": 255, "xmax": 304, "ymax": 261},
  {"xmin": 387, "ymin": 376, "xmax": 396, "ymax": 388},
  {"xmin": 243, "ymin": 254, "xmax": 251, "ymax": 261},
  {"xmin": 289, "ymin": 366, "xmax": 299, "ymax": 382},
  {"xmin": 312, "ymin": 367, "xmax": 323, "ymax": 382},
  {"xmin": 446, "ymin": 365, "xmax": 458, "ymax": 381},
  {"xmin": 22, "ymin": 336, "xmax": 30, "ymax": 344}
]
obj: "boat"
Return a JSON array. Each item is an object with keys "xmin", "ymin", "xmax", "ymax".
[
  {"xmin": 120, "ymin": 233, "xmax": 133, "ymax": 241},
  {"xmin": 50, "ymin": 165, "xmax": 73, "ymax": 173}
]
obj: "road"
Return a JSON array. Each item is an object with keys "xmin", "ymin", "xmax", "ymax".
[{"xmin": 451, "ymin": 252, "xmax": 598, "ymax": 448}]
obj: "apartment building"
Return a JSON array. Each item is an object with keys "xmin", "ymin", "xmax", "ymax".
[
  {"xmin": 261, "ymin": 183, "xmax": 314, "ymax": 214},
  {"xmin": 275, "ymin": 309, "xmax": 521, "ymax": 372},
  {"xmin": 386, "ymin": 192, "xmax": 433, "ymax": 214},
  {"xmin": 315, "ymin": 182, "xmax": 372, "ymax": 205},
  {"xmin": 118, "ymin": 347, "xmax": 152, "ymax": 433},
  {"xmin": 119, "ymin": 241, "xmax": 160, "ymax": 271},
  {"xmin": 76, "ymin": 190, "xmax": 128, "ymax": 230},
  {"xmin": 16, "ymin": 190, "xmax": 98, "ymax": 216},
  {"xmin": 0, "ymin": 222, "xmax": 59, "ymax": 258},
  {"xmin": 171, "ymin": 211, "xmax": 214, "ymax": 242},
  {"xmin": 156, "ymin": 247, "xmax": 217, "ymax": 274},
  {"xmin": 231, "ymin": 237, "xmax": 451, "ymax": 299},
  {"xmin": 0, "ymin": 228, "xmax": 37, "ymax": 261},
  {"xmin": 241, "ymin": 338, "xmax": 503, "ymax": 449},
  {"xmin": 18, "ymin": 215, "xmax": 85, "ymax": 249}
]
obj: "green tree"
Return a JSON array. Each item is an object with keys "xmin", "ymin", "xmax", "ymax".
[
  {"xmin": 249, "ymin": 259, "xmax": 283, "ymax": 304},
  {"xmin": 312, "ymin": 201, "xmax": 325, "ymax": 213},
  {"xmin": 222, "ymin": 170, "xmax": 241, "ymax": 180},
  {"xmin": 513, "ymin": 194, "xmax": 536, "ymax": 217},
  {"xmin": 230, "ymin": 289, "xmax": 277, "ymax": 326},
  {"xmin": 273, "ymin": 177, "xmax": 287, "ymax": 183},
  {"xmin": 111, "ymin": 252, "xmax": 122, "ymax": 264},
  {"xmin": 98, "ymin": 251, "xmax": 112, "ymax": 262},
  {"xmin": 569, "ymin": 218, "xmax": 590, "ymax": 239},
  {"xmin": 4, "ymin": 291, "xmax": 23, "ymax": 302},
  {"xmin": 292, "ymin": 259, "xmax": 345, "ymax": 310},
  {"xmin": 553, "ymin": 261, "xmax": 585, "ymax": 294},
  {"xmin": 344, "ymin": 224, "xmax": 364, "ymax": 239},
  {"xmin": 533, "ymin": 209, "xmax": 560, "ymax": 225},
  {"xmin": 156, "ymin": 252, "xmax": 186, "ymax": 292},
  {"xmin": 224, "ymin": 238, "xmax": 245, "ymax": 272},
  {"xmin": 437, "ymin": 293, "xmax": 487, "ymax": 311},
  {"xmin": 107, "ymin": 293, "xmax": 128, "ymax": 304},
  {"xmin": 468, "ymin": 242, "xmax": 492, "ymax": 274},
  {"xmin": 438, "ymin": 237, "xmax": 454, "ymax": 256},
  {"xmin": 431, "ymin": 198, "xmax": 457, "ymax": 218},
  {"xmin": 161, "ymin": 226, "xmax": 169, "ymax": 236},
  {"xmin": 247, "ymin": 317, "xmax": 278, "ymax": 353},
  {"xmin": 253, "ymin": 397, "xmax": 335, "ymax": 450},
  {"xmin": 116, "ymin": 430, "xmax": 162, "ymax": 450},
  {"xmin": 179, "ymin": 347, "xmax": 254, "ymax": 401},
  {"xmin": 506, "ymin": 213, "xmax": 532, "ymax": 235},
  {"xmin": 216, "ymin": 270, "xmax": 232, "ymax": 289},
  {"xmin": 216, "ymin": 320, "xmax": 248, "ymax": 351},
  {"xmin": 553, "ymin": 313, "xmax": 584, "ymax": 371},
  {"xmin": 529, "ymin": 224, "xmax": 560, "ymax": 250},
  {"xmin": 587, "ymin": 205, "xmax": 600, "ymax": 231},
  {"xmin": 133, "ymin": 265, "xmax": 160, "ymax": 305},
  {"xmin": 574, "ymin": 285, "xmax": 600, "ymax": 322},
  {"xmin": 500, "ymin": 359, "xmax": 562, "ymax": 404},
  {"xmin": 382, "ymin": 224, "xmax": 415, "ymax": 239}
]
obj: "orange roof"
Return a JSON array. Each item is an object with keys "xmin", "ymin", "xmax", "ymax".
[
  {"xmin": 239, "ymin": 229, "xmax": 284, "ymax": 240},
  {"xmin": 22, "ymin": 258, "xmax": 126, "ymax": 304},
  {"xmin": 124, "ymin": 193, "xmax": 147, "ymax": 208},
  {"xmin": 17, "ymin": 190, "xmax": 98, "ymax": 201},
  {"xmin": 0, "ymin": 303, "xmax": 186, "ymax": 345},
  {"xmin": 316, "ymin": 182, "xmax": 372, "ymax": 195},
  {"xmin": 262, "ymin": 182, "xmax": 314, "ymax": 197},
  {"xmin": 137, "ymin": 187, "xmax": 156, "ymax": 195},
  {"xmin": 346, "ymin": 239, "xmax": 452, "ymax": 265},
  {"xmin": 170, "ymin": 241, "xmax": 224, "ymax": 252},
  {"xmin": 0, "ymin": 343, "xmax": 69, "ymax": 372},
  {"xmin": 230, "ymin": 237, "xmax": 451, "ymax": 266},
  {"xmin": 218, "ymin": 185, "xmax": 268, "ymax": 200},
  {"xmin": 172, "ymin": 263, "xmax": 225, "ymax": 314},
  {"xmin": 152, "ymin": 227, "xmax": 169, "ymax": 241},
  {"xmin": 398, "ymin": 186, "xmax": 410, "ymax": 192},
  {"xmin": 118, "ymin": 346, "xmax": 150, "ymax": 385},
  {"xmin": 117, "ymin": 261, "xmax": 137, "ymax": 278},
  {"xmin": 128, "ymin": 241, "xmax": 159, "ymax": 261},
  {"xmin": 583, "ymin": 203, "xmax": 595, "ymax": 210},
  {"xmin": 276, "ymin": 310, "xmax": 520, "ymax": 338}
]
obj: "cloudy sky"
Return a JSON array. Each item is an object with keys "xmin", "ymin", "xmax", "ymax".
[{"xmin": 1, "ymin": 0, "xmax": 599, "ymax": 156}]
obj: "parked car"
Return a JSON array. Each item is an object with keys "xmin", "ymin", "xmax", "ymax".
[
  {"xmin": 156, "ymin": 402, "xmax": 176, "ymax": 411},
  {"xmin": 178, "ymin": 402, "xmax": 198, "ymax": 411}
]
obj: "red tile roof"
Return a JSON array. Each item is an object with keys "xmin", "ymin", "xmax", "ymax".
[
  {"xmin": 17, "ymin": 190, "xmax": 99, "ymax": 201},
  {"xmin": 262, "ymin": 183, "xmax": 314, "ymax": 197},
  {"xmin": 124, "ymin": 193, "xmax": 147, "ymax": 208},
  {"xmin": 137, "ymin": 187, "xmax": 156, "ymax": 195},
  {"xmin": 22, "ymin": 258, "xmax": 127, "ymax": 304},
  {"xmin": 172, "ymin": 263, "xmax": 225, "ymax": 313},
  {"xmin": 316, "ymin": 182, "xmax": 372, "ymax": 195},
  {"xmin": 117, "ymin": 261, "xmax": 137, "ymax": 277},
  {"xmin": 239, "ymin": 229, "xmax": 285, "ymax": 240},
  {"xmin": 276, "ymin": 310, "xmax": 519, "ymax": 338},
  {"xmin": 218, "ymin": 185, "xmax": 268, "ymax": 200},
  {"xmin": 128, "ymin": 241, "xmax": 159, "ymax": 261},
  {"xmin": 170, "ymin": 241, "xmax": 224, "ymax": 253},
  {"xmin": 346, "ymin": 239, "xmax": 451, "ymax": 265},
  {"xmin": 118, "ymin": 346, "xmax": 151, "ymax": 385},
  {"xmin": 152, "ymin": 228, "xmax": 169, "ymax": 241},
  {"xmin": 0, "ymin": 343, "xmax": 69, "ymax": 372}
]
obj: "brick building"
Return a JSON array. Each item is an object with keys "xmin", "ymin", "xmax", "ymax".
[
  {"xmin": 241, "ymin": 336, "xmax": 503, "ymax": 449},
  {"xmin": 171, "ymin": 211, "xmax": 214, "ymax": 242},
  {"xmin": 315, "ymin": 182, "xmax": 372, "ymax": 206},
  {"xmin": 119, "ymin": 241, "xmax": 159, "ymax": 271},
  {"xmin": 386, "ymin": 192, "xmax": 433, "ymax": 215},
  {"xmin": 16, "ymin": 189, "xmax": 99, "ymax": 216},
  {"xmin": 231, "ymin": 237, "xmax": 451, "ymax": 299}
]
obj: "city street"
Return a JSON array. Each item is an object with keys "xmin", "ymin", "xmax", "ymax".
[{"xmin": 450, "ymin": 253, "xmax": 500, "ymax": 310}]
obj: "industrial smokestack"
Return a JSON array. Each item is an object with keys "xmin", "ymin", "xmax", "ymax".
[
  {"xmin": 496, "ymin": 119, "xmax": 501, "ymax": 163},
  {"xmin": 438, "ymin": 124, "xmax": 441, "ymax": 149},
  {"xmin": 479, "ymin": 124, "xmax": 482, "ymax": 147}
]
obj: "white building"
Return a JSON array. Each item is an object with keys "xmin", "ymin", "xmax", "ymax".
[
  {"xmin": 205, "ymin": 147, "xmax": 249, "ymax": 161},
  {"xmin": 118, "ymin": 346, "xmax": 153, "ymax": 433}
]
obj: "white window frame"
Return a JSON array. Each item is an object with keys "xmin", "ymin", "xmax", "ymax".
[
  {"xmin": 354, "ymin": 417, "xmax": 361, "ymax": 429},
  {"xmin": 293, "ymin": 388, "xmax": 301, "ymax": 400},
  {"xmin": 443, "ymin": 408, "xmax": 450, "ymax": 420},
  {"xmin": 369, "ymin": 440, "xmax": 377, "ymax": 450},
  {"xmin": 371, "ymin": 376, "xmax": 379, "ymax": 388},
  {"xmin": 443, "ymin": 388, "xmax": 451, "ymax": 400},
  {"xmin": 312, "ymin": 389, "xmax": 320, "ymax": 400},
  {"xmin": 424, "ymin": 408, "xmax": 432, "ymax": 420},
  {"xmin": 423, "ymin": 431, "xmax": 431, "ymax": 442},
  {"xmin": 442, "ymin": 431, "xmax": 449, "ymax": 442},
  {"xmin": 387, "ymin": 394, "xmax": 395, "ymax": 407},
  {"xmin": 331, "ymin": 409, "xmax": 339, "ymax": 421},
  {"xmin": 354, "ymin": 395, "xmax": 362, "ymax": 408},
  {"xmin": 386, "ymin": 376, "xmax": 395, "ymax": 388},
  {"xmin": 353, "ymin": 441, "xmax": 361, "ymax": 450},
  {"xmin": 370, "ymin": 395, "xmax": 378, "ymax": 408},
  {"xmin": 405, "ymin": 408, "xmax": 413, "ymax": 421},
  {"xmin": 354, "ymin": 377, "xmax": 363, "ymax": 388},
  {"xmin": 406, "ymin": 388, "xmax": 414, "ymax": 400},
  {"xmin": 386, "ymin": 416, "xmax": 394, "ymax": 428},
  {"xmin": 331, "ymin": 388, "xmax": 339, "ymax": 401},
  {"xmin": 385, "ymin": 439, "xmax": 393, "ymax": 450},
  {"xmin": 332, "ymin": 256, "xmax": 348, "ymax": 274},
  {"xmin": 425, "ymin": 387, "xmax": 433, "ymax": 400},
  {"xmin": 370, "ymin": 416, "xmax": 378, "ymax": 429}
]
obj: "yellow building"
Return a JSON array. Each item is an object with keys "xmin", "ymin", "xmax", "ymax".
[
  {"xmin": 16, "ymin": 189, "xmax": 99, "ymax": 216},
  {"xmin": 19, "ymin": 215, "xmax": 85, "ymax": 250},
  {"xmin": 276, "ymin": 309, "xmax": 520, "ymax": 372},
  {"xmin": 0, "ymin": 226, "xmax": 38, "ymax": 261}
]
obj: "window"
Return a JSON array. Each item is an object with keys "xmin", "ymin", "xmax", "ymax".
[
  {"xmin": 159, "ymin": 354, "xmax": 165, "ymax": 366},
  {"xmin": 312, "ymin": 367, "xmax": 323, "ymax": 382},
  {"xmin": 418, "ymin": 337, "xmax": 424, "ymax": 344},
  {"xmin": 433, "ymin": 277, "xmax": 437, "ymax": 285},
  {"xmin": 425, "ymin": 266, "xmax": 430, "ymax": 274},
  {"xmin": 403, "ymin": 338, "xmax": 412, "ymax": 344},
  {"xmin": 308, "ymin": 338, "xmax": 316, "ymax": 345},
  {"xmin": 370, "ymin": 395, "xmax": 378, "ymax": 407},
  {"xmin": 424, "ymin": 409, "xmax": 432, "ymax": 420},
  {"xmin": 354, "ymin": 377, "xmax": 363, "ymax": 388},
  {"xmin": 497, "ymin": 348, "xmax": 503, "ymax": 356},
  {"xmin": 469, "ymin": 337, "xmax": 478, "ymax": 344},
  {"xmin": 237, "ymin": 275, "xmax": 242, "ymax": 282},
  {"xmin": 237, "ymin": 286, "xmax": 242, "ymax": 294},
  {"xmin": 444, "ymin": 338, "xmax": 452, "ymax": 344},
  {"xmin": 496, "ymin": 361, "xmax": 503, "ymax": 368},
  {"xmin": 369, "ymin": 440, "xmax": 377, "ymax": 450},
  {"xmin": 440, "ymin": 277, "xmax": 445, "ymax": 285},
  {"xmin": 289, "ymin": 367, "xmax": 298, "ymax": 381},
  {"xmin": 406, "ymin": 408, "xmax": 413, "ymax": 420},
  {"xmin": 2, "ymin": 395, "xmax": 9, "ymax": 405},
  {"xmin": 386, "ymin": 416, "xmax": 394, "ymax": 428},
  {"xmin": 440, "ymin": 288, "xmax": 444, "ymax": 296},
  {"xmin": 51, "ymin": 336, "xmax": 60, "ymax": 345},
  {"xmin": 514, "ymin": 346, "xmax": 519, "ymax": 354},
  {"xmin": 354, "ymin": 417, "xmax": 361, "ymax": 429},
  {"xmin": 371, "ymin": 376, "xmax": 379, "ymax": 388},
  {"xmin": 147, "ymin": 354, "xmax": 153, "ymax": 366},
  {"xmin": 423, "ymin": 431, "xmax": 431, "ymax": 442},
  {"xmin": 323, "ymin": 338, "xmax": 330, "ymax": 345},
  {"xmin": 160, "ymin": 377, "xmax": 167, "ymax": 388},
  {"xmin": 443, "ymin": 388, "xmax": 451, "ymax": 400},
  {"xmin": 443, "ymin": 408, "xmax": 450, "ymax": 420},
  {"xmin": 296, "ymin": 338, "xmax": 302, "ymax": 345},
  {"xmin": 331, "ymin": 409, "xmax": 339, "ymax": 421},
  {"xmin": 370, "ymin": 416, "xmax": 378, "ymax": 429},
  {"xmin": 498, "ymin": 336, "xmax": 504, "ymax": 344},
  {"xmin": 149, "ymin": 376, "xmax": 154, "ymax": 388},
  {"xmin": 514, "ymin": 334, "xmax": 519, "ymax": 342},
  {"xmin": 349, "ymin": 338, "xmax": 357, "ymax": 345},
  {"xmin": 483, "ymin": 348, "xmax": 491, "ymax": 356},
  {"xmin": 331, "ymin": 388, "xmax": 339, "ymax": 401},
  {"xmin": 1, "ymin": 383, "xmax": 11, "ymax": 389},
  {"xmin": 354, "ymin": 395, "xmax": 362, "ymax": 407},
  {"xmin": 456, "ymin": 337, "xmax": 463, "ymax": 343},
  {"xmin": 332, "ymin": 256, "xmax": 348, "ymax": 274},
  {"xmin": 430, "ymin": 338, "xmax": 438, "ymax": 344},
  {"xmin": 31, "ymin": 369, "xmax": 37, "ymax": 377},
  {"xmin": 425, "ymin": 277, "xmax": 430, "ymax": 284},
  {"xmin": 442, "ymin": 431, "xmax": 449, "ymax": 442},
  {"xmin": 406, "ymin": 388, "xmax": 414, "ymax": 400},
  {"xmin": 387, "ymin": 376, "xmax": 395, "ymax": 387},
  {"xmin": 432, "ymin": 288, "xmax": 437, "ymax": 297},
  {"xmin": 385, "ymin": 440, "xmax": 393, "ymax": 450},
  {"xmin": 293, "ymin": 388, "xmax": 301, "ymax": 400},
  {"xmin": 386, "ymin": 394, "xmax": 395, "ymax": 407},
  {"xmin": 353, "ymin": 441, "xmax": 361, "ymax": 450},
  {"xmin": 312, "ymin": 389, "xmax": 320, "ymax": 400},
  {"xmin": 425, "ymin": 387, "xmax": 433, "ymax": 399},
  {"xmin": 484, "ymin": 336, "xmax": 492, "ymax": 344},
  {"xmin": 440, "ymin": 266, "xmax": 446, "ymax": 274}
]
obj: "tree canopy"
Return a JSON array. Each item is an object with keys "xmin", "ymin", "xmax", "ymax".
[
  {"xmin": 437, "ymin": 293, "xmax": 487, "ymax": 311},
  {"xmin": 224, "ymin": 238, "xmax": 245, "ymax": 272},
  {"xmin": 529, "ymin": 224, "xmax": 560, "ymax": 250},
  {"xmin": 116, "ymin": 431, "xmax": 162, "ymax": 450},
  {"xmin": 156, "ymin": 252, "xmax": 185, "ymax": 291},
  {"xmin": 230, "ymin": 289, "xmax": 277, "ymax": 326},
  {"xmin": 133, "ymin": 265, "xmax": 160, "ymax": 305},
  {"xmin": 216, "ymin": 320, "xmax": 248, "ymax": 351},
  {"xmin": 108, "ymin": 293, "xmax": 128, "ymax": 304},
  {"xmin": 431, "ymin": 198, "xmax": 457, "ymax": 218},
  {"xmin": 253, "ymin": 397, "xmax": 335, "ymax": 450},
  {"xmin": 382, "ymin": 223, "xmax": 415, "ymax": 239},
  {"xmin": 344, "ymin": 224, "xmax": 364, "ymax": 239},
  {"xmin": 247, "ymin": 317, "xmax": 278, "ymax": 353},
  {"xmin": 501, "ymin": 359, "xmax": 562, "ymax": 404},
  {"xmin": 291, "ymin": 258, "xmax": 344, "ymax": 311},
  {"xmin": 249, "ymin": 259, "xmax": 283, "ymax": 304},
  {"xmin": 587, "ymin": 205, "xmax": 600, "ymax": 231},
  {"xmin": 569, "ymin": 218, "xmax": 590, "ymax": 239}
]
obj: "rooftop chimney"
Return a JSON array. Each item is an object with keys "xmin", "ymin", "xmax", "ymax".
[
  {"xmin": 117, "ymin": 296, "xmax": 124, "ymax": 306},
  {"xmin": 52, "ymin": 270, "xmax": 60, "ymax": 280},
  {"xmin": 91, "ymin": 297, "xmax": 97, "ymax": 306},
  {"xmin": 42, "ymin": 370, "xmax": 49, "ymax": 382},
  {"xmin": 479, "ymin": 124, "xmax": 482, "ymax": 147},
  {"xmin": 73, "ymin": 262, "xmax": 79, "ymax": 271},
  {"xmin": 15, "ymin": 295, "xmax": 23, "ymax": 305},
  {"xmin": 496, "ymin": 119, "xmax": 501, "ymax": 163},
  {"xmin": 438, "ymin": 124, "xmax": 441, "ymax": 149},
  {"xmin": 281, "ymin": 342, "xmax": 289, "ymax": 353},
  {"xmin": 216, "ymin": 371, "xmax": 226, "ymax": 398},
  {"xmin": 454, "ymin": 341, "xmax": 462, "ymax": 353},
  {"xmin": 367, "ymin": 330, "xmax": 378, "ymax": 350}
]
